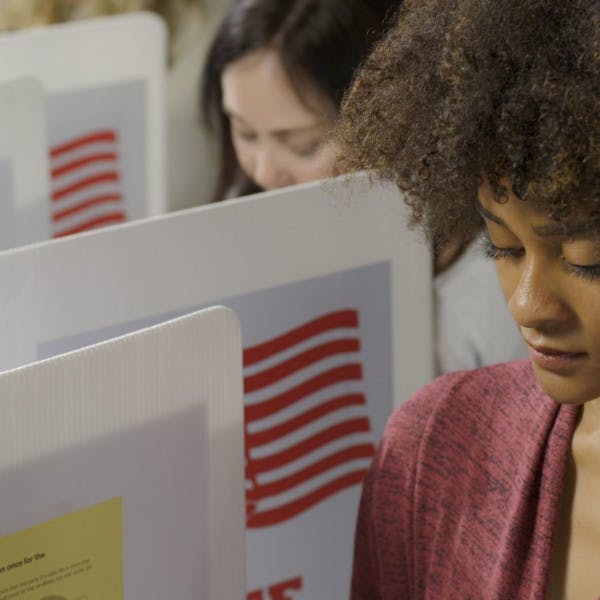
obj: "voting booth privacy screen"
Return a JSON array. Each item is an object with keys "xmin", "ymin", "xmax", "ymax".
[
  {"xmin": 0, "ymin": 12, "xmax": 166, "ymax": 247},
  {"xmin": 0, "ymin": 174, "xmax": 434, "ymax": 598},
  {"xmin": 0, "ymin": 307, "xmax": 245, "ymax": 599},
  {"xmin": 0, "ymin": 76, "xmax": 49, "ymax": 250}
]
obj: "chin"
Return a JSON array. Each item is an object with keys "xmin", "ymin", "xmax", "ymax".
[{"xmin": 533, "ymin": 363, "xmax": 600, "ymax": 405}]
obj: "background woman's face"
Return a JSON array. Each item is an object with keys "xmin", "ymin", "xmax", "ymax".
[
  {"xmin": 478, "ymin": 182, "xmax": 600, "ymax": 405},
  {"xmin": 221, "ymin": 48, "xmax": 338, "ymax": 191}
]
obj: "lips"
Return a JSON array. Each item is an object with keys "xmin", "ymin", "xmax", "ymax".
[
  {"xmin": 529, "ymin": 344, "xmax": 583, "ymax": 356},
  {"xmin": 525, "ymin": 342, "xmax": 587, "ymax": 372}
]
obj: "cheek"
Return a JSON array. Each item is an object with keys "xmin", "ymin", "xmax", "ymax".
[
  {"xmin": 491, "ymin": 261, "xmax": 518, "ymax": 305},
  {"xmin": 292, "ymin": 148, "xmax": 337, "ymax": 183},
  {"xmin": 578, "ymin": 293, "xmax": 600, "ymax": 345},
  {"xmin": 231, "ymin": 137, "xmax": 256, "ymax": 179}
]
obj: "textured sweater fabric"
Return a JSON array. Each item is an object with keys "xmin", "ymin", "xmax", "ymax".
[{"xmin": 351, "ymin": 360, "xmax": 580, "ymax": 599}]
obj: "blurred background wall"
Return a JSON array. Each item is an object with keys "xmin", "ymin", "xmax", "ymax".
[{"xmin": 0, "ymin": 0, "xmax": 234, "ymax": 210}]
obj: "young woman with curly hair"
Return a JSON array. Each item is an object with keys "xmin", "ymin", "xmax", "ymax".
[{"xmin": 338, "ymin": 0, "xmax": 600, "ymax": 597}]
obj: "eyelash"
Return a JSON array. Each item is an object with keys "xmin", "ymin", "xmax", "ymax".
[
  {"xmin": 482, "ymin": 237, "xmax": 600, "ymax": 281},
  {"xmin": 563, "ymin": 261, "xmax": 600, "ymax": 281},
  {"xmin": 289, "ymin": 143, "xmax": 320, "ymax": 158},
  {"xmin": 481, "ymin": 237, "xmax": 523, "ymax": 261},
  {"xmin": 232, "ymin": 125, "xmax": 321, "ymax": 157},
  {"xmin": 234, "ymin": 130, "xmax": 256, "ymax": 143}
]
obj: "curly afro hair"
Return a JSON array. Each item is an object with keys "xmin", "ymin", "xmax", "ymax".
[{"xmin": 337, "ymin": 0, "xmax": 600, "ymax": 250}]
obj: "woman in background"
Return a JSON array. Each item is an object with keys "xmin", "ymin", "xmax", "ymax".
[
  {"xmin": 201, "ymin": 0, "xmax": 396, "ymax": 201},
  {"xmin": 202, "ymin": 0, "xmax": 526, "ymax": 377}
]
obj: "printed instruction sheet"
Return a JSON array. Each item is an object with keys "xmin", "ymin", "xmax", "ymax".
[{"xmin": 0, "ymin": 498, "xmax": 123, "ymax": 600}]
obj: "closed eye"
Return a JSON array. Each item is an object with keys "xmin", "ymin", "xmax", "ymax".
[
  {"xmin": 481, "ymin": 235, "xmax": 524, "ymax": 261},
  {"xmin": 562, "ymin": 258, "xmax": 600, "ymax": 281},
  {"xmin": 233, "ymin": 128, "xmax": 257, "ymax": 143},
  {"xmin": 288, "ymin": 141, "xmax": 321, "ymax": 158}
]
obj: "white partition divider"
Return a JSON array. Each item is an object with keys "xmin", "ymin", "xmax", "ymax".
[
  {"xmin": 0, "ymin": 76, "xmax": 49, "ymax": 250},
  {"xmin": 0, "ymin": 174, "xmax": 433, "ymax": 599},
  {"xmin": 0, "ymin": 12, "xmax": 166, "ymax": 241},
  {"xmin": 0, "ymin": 307, "xmax": 245, "ymax": 599}
]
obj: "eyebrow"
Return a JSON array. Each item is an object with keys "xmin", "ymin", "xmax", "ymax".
[
  {"xmin": 476, "ymin": 201, "xmax": 596, "ymax": 238},
  {"xmin": 476, "ymin": 202, "xmax": 505, "ymax": 226},
  {"xmin": 225, "ymin": 110, "xmax": 324, "ymax": 140}
]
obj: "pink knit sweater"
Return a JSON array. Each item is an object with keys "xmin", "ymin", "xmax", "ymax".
[{"xmin": 351, "ymin": 360, "xmax": 580, "ymax": 599}]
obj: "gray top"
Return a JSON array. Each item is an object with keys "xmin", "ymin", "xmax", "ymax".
[{"xmin": 434, "ymin": 237, "xmax": 528, "ymax": 374}]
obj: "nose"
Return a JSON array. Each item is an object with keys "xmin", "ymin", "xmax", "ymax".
[
  {"xmin": 507, "ymin": 255, "xmax": 574, "ymax": 335},
  {"xmin": 253, "ymin": 148, "xmax": 292, "ymax": 190}
]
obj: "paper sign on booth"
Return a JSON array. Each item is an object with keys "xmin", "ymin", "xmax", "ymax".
[
  {"xmin": 0, "ymin": 12, "xmax": 166, "ymax": 247},
  {"xmin": 0, "ymin": 498, "xmax": 123, "ymax": 600},
  {"xmin": 47, "ymin": 81, "xmax": 146, "ymax": 238}
]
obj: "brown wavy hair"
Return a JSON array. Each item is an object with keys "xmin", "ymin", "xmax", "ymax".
[{"xmin": 337, "ymin": 0, "xmax": 600, "ymax": 250}]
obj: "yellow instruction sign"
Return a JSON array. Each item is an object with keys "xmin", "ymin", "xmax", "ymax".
[{"xmin": 0, "ymin": 498, "xmax": 123, "ymax": 600}]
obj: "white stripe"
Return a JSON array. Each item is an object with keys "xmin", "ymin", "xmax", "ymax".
[
  {"xmin": 245, "ymin": 379, "xmax": 366, "ymax": 433},
  {"xmin": 252, "ymin": 458, "xmax": 371, "ymax": 513},
  {"xmin": 51, "ymin": 203, "xmax": 125, "ymax": 235},
  {"xmin": 248, "ymin": 404, "xmax": 371, "ymax": 458},
  {"xmin": 244, "ymin": 352, "xmax": 363, "ymax": 405},
  {"xmin": 51, "ymin": 181, "xmax": 123, "ymax": 208},
  {"xmin": 50, "ymin": 160, "xmax": 120, "ymax": 190},
  {"xmin": 243, "ymin": 324, "xmax": 360, "ymax": 375},
  {"xmin": 50, "ymin": 140, "xmax": 119, "ymax": 167},
  {"xmin": 251, "ymin": 431, "xmax": 374, "ymax": 485}
]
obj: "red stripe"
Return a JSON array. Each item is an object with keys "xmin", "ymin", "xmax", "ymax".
[
  {"xmin": 248, "ymin": 578, "xmax": 302, "ymax": 600},
  {"xmin": 243, "ymin": 309, "xmax": 359, "ymax": 367},
  {"xmin": 245, "ymin": 363, "xmax": 362, "ymax": 422},
  {"xmin": 246, "ymin": 443, "xmax": 374, "ymax": 502},
  {"xmin": 246, "ymin": 417, "xmax": 371, "ymax": 476},
  {"xmin": 53, "ymin": 212, "xmax": 126, "ymax": 237},
  {"xmin": 246, "ymin": 393, "xmax": 366, "ymax": 448},
  {"xmin": 246, "ymin": 469, "xmax": 368, "ymax": 528},
  {"xmin": 244, "ymin": 338, "xmax": 360, "ymax": 394},
  {"xmin": 50, "ymin": 130, "xmax": 117, "ymax": 158},
  {"xmin": 52, "ymin": 172, "xmax": 120, "ymax": 201},
  {"xmin": 52, "ymin": 194, "xmax": 122, "ymax": 222},
  {"xmin": 51, "ymin": 152, "xmax": 118, "ymax": 178}
]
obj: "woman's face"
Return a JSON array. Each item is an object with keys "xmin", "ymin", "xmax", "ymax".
[
  {"xmin": 221, "ymin": 48, "xmax": 338, "ymax": 191},
  {"xmin": 478, "ymin": 182, "xmax": 600, "ymax": 405}
]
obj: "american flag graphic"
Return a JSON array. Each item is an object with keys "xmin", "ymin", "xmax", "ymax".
[
  {"xmin": 244, "ymin": 309, "xmax": 376, "ymax": 528},
  {"xmin": 49, "ymin": 129, "xmax": 127, "ymax": 238}
]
